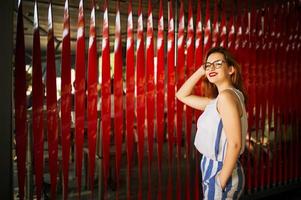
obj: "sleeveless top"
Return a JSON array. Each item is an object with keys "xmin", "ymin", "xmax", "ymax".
[{"xmin": 194, "ymin": 88, "xmax": 248, "ymax": 161}]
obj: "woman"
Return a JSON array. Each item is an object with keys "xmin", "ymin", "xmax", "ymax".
[{"xmin": 176, "ymin": 47, "xmax": 247, "ymax": 199}]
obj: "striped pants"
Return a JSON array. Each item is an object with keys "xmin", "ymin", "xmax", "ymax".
[{"xmin": 201, "ymin": 156, "xmax": 245, "ymax": 200}]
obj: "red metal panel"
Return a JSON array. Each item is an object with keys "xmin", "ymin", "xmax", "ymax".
[
  {"xmin": 194, "ymin": 1, "xmax": 203, "ymax": 198},
  {"xmin": 176, "ymin": 159, "xmax": 181, "ymax": 200},
  {"xmin": 14, "ymin": 1, "xmax": 27, "ymax": 199},
  {"xmin": 290, "ymin": 2, "xmax": 299, "ymax": 181},
  {"xmin": 46, "ymin": 3, "xmax": 59, "ymax": 198},
  {"xmin": 285, "ymin": 2, "xmax": 291, "ymax": 182},
  {"xmin": 296, "ymin": 44, "xmax": 300, "ymax": 180},
  {"xmin": 32, "ymin": 2, "xmax": 44, "ymax": 199},
  {"xmin": 136, "ymin": 1, "xmax": 145, "ymax": 198},
  {"xmin": 167, "ymin": 1, "xmax": 175, "ymax": 198},
  {"xmin": 260, "ymin": 9, "xmax": 268, "ymax": 189},
  {"xmin": 277, "ymin": 4, "xmax": 286, "ymax": 184},
  {"xmin": 272, "ymin": 4, "xmax": 281, "ymax": 185},
  {"xmin": 113, "ymin": 1, "xmax": 123, "ymax": 197},
  {"xmin": 253, "ymin": 9, "xmax": 264, "ymax": 190},
  {"xmin": 240, "ymin": 2, "xmax": 252, "ymax": 192},
  {"xmin": 176, "ymin": 0, "xmax": 185, "ymax": 161},
  {"xmin": 246, "ymin": 6, "xmax": 256, "ymax": 191},
  {"xmin": 234, "ymin": 0, "xmax": 242, "ymax": 58},
  {"xmin": 212, "ymin": 0, "xmax": 219, "ymax": 47},
  {"xmin": 282, "ymin": 3, "xmax": 290, "ymax": 183},
  {"xmin": 156, "ymin": 1, "xmax": 165, "ymax": 198},
  {"xmin": 60, "ymin": 0, "xmax": 71, "ymax": 199},
  {"xmin": 227, "ymin": 0, "xmax": 235, "ymax": 52},
  {"xmin": 167, "ymin": 0, "xmax": 175, "ymax": 166},
  {"xmin": 186, "ymin": 0, "xmax": 195, "ymax": 159},
  {"xmin": 273, "ymin": 6, "xmax": 280, "ymax": 185},
  {"xmin": 175, "ymin": 1, "xmax": 185, "ymax": 198},
  {"xmin": 265, "ymin": 5, "xmax": 273, "ymax": 187},
  {"xmin": 75, "ymin": 0, "xmax": 86, "ymax": 196},
  {"xmin": 125, "ymin": 1, "xmax": 135, "ymax": 198},
  {"xmin": 146, "ymin": 0, "xmax": 155, "ymax": 198},
  {"xmin": 101, "ymin": 1, "xmax": 111, "ymax": 198},
  {"xmin": 203, "ymin": 0, "xmax": 211, "ymax": 55},
  {"xmin": 194, "ymin": 0, "xmax": 203, "ymax": 120},
  {"xmin": 146, "ymin": 0, "xmax": 155, "ymax": 163},
  {"xmin": 297, "ymin": 14, "xmax": 301, "ymax": 180},
  {"xmin": 286, "ymin": 2, "xmax": 297, "ymax": 182},
  {"xmin": 167, "ymin": 173, "xmax": 173, "ymax": 200},
  {"xmin": 269, "ymin": 35, "xmax": 276, "ymax": 186},
  {"xmin": 251, "ymin": 8, "xmax": 259, "ymax": 190},
  {"xmin": 265, "ymin": 6, "xmax": 274, "ymax": 188},
  {"xmin": 185, "ymin": 1, "xmax": 194, "ymax": 199},
  {"xmin": 287, "ymin": 8, "xmax": 295, "ymax": 181},
  {"xmin": 219, "ymin": 0, "xmax": 227, "ymax": 48},
  {"xmin": 87, "ymin": 3, "xmax": 97, "ymax": 194}
]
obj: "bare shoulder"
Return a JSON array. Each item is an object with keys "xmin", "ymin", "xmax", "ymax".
[
  {"xmin": 217, "ymin": 89, "xmax": 241, "ymax": 114},
  {"xmin": 218, "ymin": 89, "xmax": 237, "ymax": 103}
]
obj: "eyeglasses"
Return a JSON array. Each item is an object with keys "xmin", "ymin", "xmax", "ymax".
[{"xmin": 203, "ymin": 60, "xmax": 226, "ymax": 71}]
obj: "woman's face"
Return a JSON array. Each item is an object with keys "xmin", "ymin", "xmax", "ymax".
[{"xmin": 204, "ymin": 52, "xmax": 233, "ymax": 84}]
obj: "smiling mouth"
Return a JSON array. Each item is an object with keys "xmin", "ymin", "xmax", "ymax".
[{"xmin": 209, "ymin": 72, "xmax": 217, "ymax": 77}]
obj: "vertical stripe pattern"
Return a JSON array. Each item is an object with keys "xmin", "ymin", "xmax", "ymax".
[{"xmin": 201, "ymin": 118, "xmax": 245, "ymax": 200}]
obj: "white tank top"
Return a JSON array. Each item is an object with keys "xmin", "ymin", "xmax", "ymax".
[{"xmin": 194, "ymin": 88, "xmax": 248, "ymax": 161}]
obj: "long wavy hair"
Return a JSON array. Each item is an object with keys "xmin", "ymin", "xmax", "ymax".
[{"xmin": 201, "ymin": 47, "xmax": 247, "ymax": 104}]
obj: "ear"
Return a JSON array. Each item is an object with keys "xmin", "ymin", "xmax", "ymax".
[{"xmin": 228, "ymin": 66, "xmax": 235, "ymax": 75}]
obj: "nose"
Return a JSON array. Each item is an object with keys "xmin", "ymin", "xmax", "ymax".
[{"xmin": 209, "ymin": 65, "xmax": 216, "ymax": 71}]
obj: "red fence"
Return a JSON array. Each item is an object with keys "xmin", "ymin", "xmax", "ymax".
[{"xmin": 14, "ymin": 0, "xmax": 301, "ymax": 199}]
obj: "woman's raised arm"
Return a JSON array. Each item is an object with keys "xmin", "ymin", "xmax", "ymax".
[{"xmin": 176, "ymin": 66, "xmax": 211, "ymax": 111}]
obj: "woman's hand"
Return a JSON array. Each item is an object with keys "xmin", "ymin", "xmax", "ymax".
[{"xmin": 217, "ymin": 174, "xmax": 226, "ymax": 190}]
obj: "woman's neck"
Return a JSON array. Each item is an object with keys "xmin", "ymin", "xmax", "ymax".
[{"xmin": 216, "ymin": 81, "xmax": 234, "ymax": 93}]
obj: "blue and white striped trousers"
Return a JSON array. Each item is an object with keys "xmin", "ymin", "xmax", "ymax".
[{"xmin": 201, "ymin": 156, "xmax": 245, "ymax": 200}]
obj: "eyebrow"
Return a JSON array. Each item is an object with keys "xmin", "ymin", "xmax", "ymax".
[{"xmin": 206, "ymin": 59, "xmax": 223, "ymax": 63}]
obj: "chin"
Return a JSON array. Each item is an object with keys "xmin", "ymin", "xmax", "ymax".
[{"xmin": 207, "ymin": 77, "xmax": 217, "ymax": 83}]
